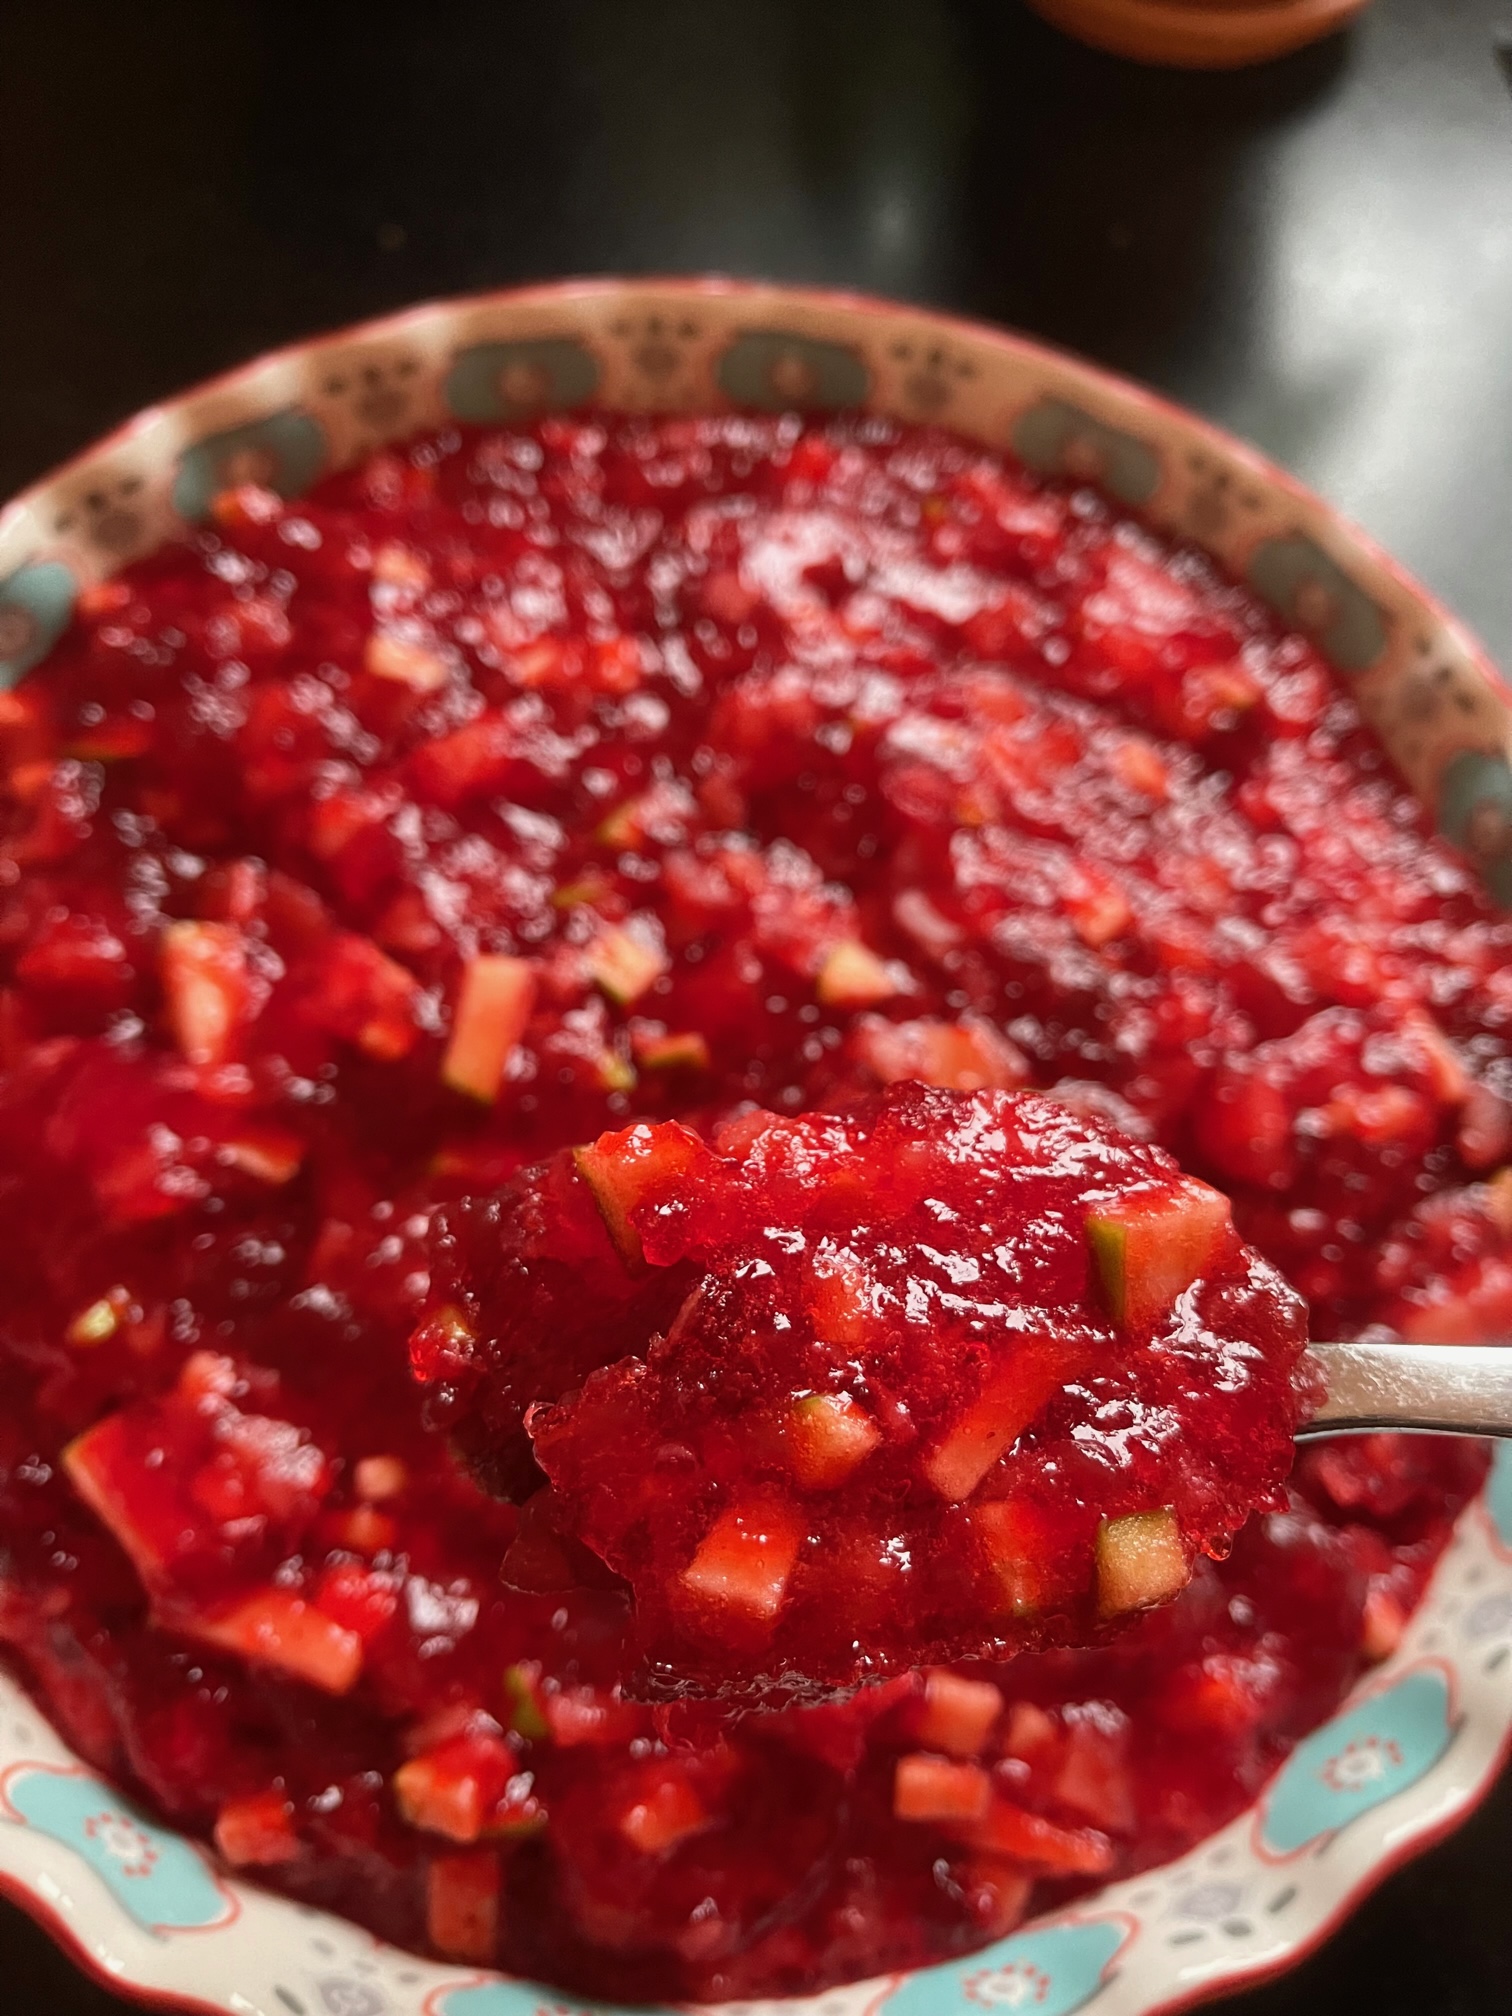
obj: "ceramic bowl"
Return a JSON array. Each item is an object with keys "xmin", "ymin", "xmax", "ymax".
[{"xmin": 2, "ymin": 279, "xmax": 1512, "ymax": 2016}]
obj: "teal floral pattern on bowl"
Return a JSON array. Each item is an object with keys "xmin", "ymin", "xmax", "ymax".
[
  {"xmin": 1, "ymin": 1764, "xmax": 234, "ymax": 1933},
  {"xmin": 0, "ymin": 279, "xmax": 1509, "ymax": 2016},
  {"xmin": 880, "ymin": 1914, "xmax": 1129, "ymax": 2016},
  {"xmin": 1259, "ymin": 1667, "xmax": 1457, "ymax": 1856},
  {"xmin": 1245, "ymin": 532, "xmax": 1389, "ymax": 674},
  {"xmin": 171, "ymin": 409, "xmax": 328, "ymax": 522},
  {"xmin": 445, "ymin": 337, "xmax": 601, "ymax": 423},
  {"xmin": 1010, "ymin": 397, "xmax": 1161, "ymax": 508},
  {"xmin": 0, "ymin": 558, "xmax": 76, "ymax": 686}
]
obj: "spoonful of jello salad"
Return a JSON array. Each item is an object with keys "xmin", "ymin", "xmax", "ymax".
[{"xmin": 411, "ymin": 1083, "xmax": 1321, "ymax": 1701}]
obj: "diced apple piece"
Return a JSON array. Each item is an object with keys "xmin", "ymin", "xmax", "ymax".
[
  {"xmin": 214, "ymin": 1789, "xmax": 301, "ymax": 1868},
  {"xmin": 66, "ymin": 1286, "xmax": 132, "ymax": 1348},
  {"xmin": 365, "ymin": 631, "xmax": 449, "ymax": 691},
  {"xmin": 959, "ymin": 1796, "xmax": 1114, "ymax": 1876},
  {"xmin": 394, "ymin": 1732, "xmax": 516, "ymax": 1844},
  {"xmin": 353, "ymin": 1454, "xmax": 408, "ymax": 1503},
  {"xmin": 571, "ymin": 1119, "xmax": 710, "ymax": 1268},
  {"xmin": 915, "ymin": 1670, "xmax": 1004, "ymax": 1759},
  {"xmin": 316, "ymin": 933, "xmax": 421, "ymax": 1062},
  {"xmin": 1087, "ymin": 1177, "xmax": 1232, "ymax": 1330},
  {"xmin": 63, "ymin": 1414, "xmax": 171, "ymax": 1584},
  {"xmin": 1096, "ymin": 1508, "xmax": 1189, "ymax": 1618},
  {"xmin": 218, "ymin": 1128, "xmax": 305, "ymax": 1185},
  {"xmin": 441, "ymin": 955, "xmax": 536, "ymax": 1103},
  {"xmin": 632, "ymin": 1027, "xmax": 711, "ymax": 1073},
  {"xmin": 853, "ymin": 1013, "xmax": 1029, "ymax": 1092},
  {"xmin": 816, "ymin": 938, "xmax": 899, "ymax": 1009},
  {"xmin": 680, "ymin": 1500, "xmax": 804, "ymax": 1628},
  {"xmin": 893, "ymin": 1753, "xmax": 993, "ymax": 1824},
  {"xmin": 958, "ymin": 1858, "xmax": 1035, "ymax": 1940},
  {"xmin": 587, "ymin": 926, "xmax": 668, "ymax": 1007},
  {"xmin": 1110, "ymin": 737, "xmax": 1170, "ymax": 801},
  {"xmin": 923, "ymin": 1338, "xmax": 1090, "ymax": 1501},
  {"xmin": 180, "ymin": 1589, "xmax": 364, "ymax": 1695},
  {"xmin": 1066, "ymin": 869, "xmax": 1132, "ymax": 949},
  {"xmin": 1051, "ymin": 1712, "xmax": 1136, "ymax": 1833},
  {"xmin": 502, "ymin": 1660, "xmax": 551, "ymax": 1741},
  {"xmin": 975, "ymin": 1498, "xmax": 1065, "ymax": 1618},
  {"xmin": 371, "ymin": 541, "xmax": 431, "ymax": 591},
  {"xmin": 617, "ymin": 1771, "xmax": 710, "ymax": 1855},
  {"xmin": 540, "ymin": 1685, "xmax": 648, "ymax": 1749},
  {"xmin": 593, "ymin": 1046, "xmax": 637, "ymax": 1093},
  {"xmin": 785, "ymin": 1392, "xmax": 882, "ymax": 1490},
  {"xmin": 1003, "ymin": 1700, "xmax": 1058, "ymax": 1762},
  {"xmin": 160, "ymin": 920, "xmax": 249, "ymax": 1066},
  {"xmin": 426, "ymin": 1848, "xmax": 501, "ymax": 1963},
  {"xmin": 804, "ymin": 1245, "xmax": 874, "ymax": 1347}
]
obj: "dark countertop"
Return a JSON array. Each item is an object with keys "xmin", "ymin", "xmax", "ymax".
[{"xmin": 1, "ymin": 0, "xmax": 1509, "ymax": 2008}]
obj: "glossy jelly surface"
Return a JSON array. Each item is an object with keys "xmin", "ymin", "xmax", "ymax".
[
  {"xmin": 0, "ymin": 411, "xmax": 1501, "ymax": 1999},
  {"xmin": 428, "ymin": 1086, "xmax": 1310, "ymax": 1699}
]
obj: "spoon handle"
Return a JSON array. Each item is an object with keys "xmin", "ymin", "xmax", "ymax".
[{"xmin": 1303, "ymin": 1339, "xmax": 1512, "ymax": 1439}]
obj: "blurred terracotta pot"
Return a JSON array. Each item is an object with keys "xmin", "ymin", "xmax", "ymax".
[{"xmin": 1027, "ymin": 0, "xmax": 1372, "ymax": 68}]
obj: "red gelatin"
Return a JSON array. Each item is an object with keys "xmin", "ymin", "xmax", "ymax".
[
  {"xmin": 0, "ymin": 407, "xmax": 1501, "ymax": 2000},
  {"xmin": 462, "ymin": 1087, "xmax": 1311, "ymax": 1698}
]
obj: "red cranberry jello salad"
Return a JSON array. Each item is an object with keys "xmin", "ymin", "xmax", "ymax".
[{"xmin": 0, "ymin": 408, "xmax": 1502, "ymax": 2000}]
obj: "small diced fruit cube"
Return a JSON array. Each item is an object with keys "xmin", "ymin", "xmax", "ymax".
[
  {"xmin": 786, "ymin": 1392, "xmax": 882, "ymax": 1491},
  {"xmin": 631, "ymin": 1027, "xmax": 712, "ymax": 1073},
  {"xmin": 804, "ymin": 1246, "xmax": 875, "ymax": 1347},
  {"xmin": 960, "ymin": 1796, "xmax": 1114, "ymax": 1876},
  {"xmin": 958, "ymin": 1857, "xmax": 1035, "ymax": 1939},
  {"xmin": 214, "ymin": 1789, "xmax": 301, "ymax": 1868},
  {"xmin": 1087, "ymin": 1178, "xmax": 1232, "ymax": 1330},
  {"xmin": 365, "ymin": 631, "xmax": 449, "ymax": 691},
  {"xmin": 681, "ymin": 1501, "xmax": 804, "ymax": 1628},
  {"xmin": 502, "ymin": 1661, "xmax": 550, "ymax": 1741},
  {"xmin": 816, "ymin": 938, "xmax": 899, "ymax": 1009},
  {"xmin": 893, "ymin": 1754, "xmax": 992, "ymax": 1824},
  {"xmin": 923, "ymin": 1339, "xmax": 1089, "ymax": 1501},
  {"xmin": 540, "ymin": 1686, "xmax": 648, "ymax": 1748},
  {"xmin": 63, "ymin": 1414, "xmax": 171, "ymax": 1584},
  {"xmin": 1096, "ymin": 1508, "xmax": 1189, "ymax": 1617},
  {"xmin": 571, "ymin": 1119, "xmax": 710, "ymax": 1267},
  {"xmin": 1065, "ymin": 866, "xmax": 1132, "ymax": 949},
  {"xmin": 442, "ymin": 955, "xmax": 536, "ymax": 1103},
  {"xmin": 853, "ymin": 1014, "xmax": 1029, "ymax": 1092},
  {"xmin": 587, "ymin": 926, "xmax": 668, "ymax": 1007},
  {"xmin": 1003, "ymin": 1701, "xmax": 1058, "ymax": 1763},
  {"xmin": 915, "ymin": 1670, "xmax": 1004, "ymax": 1758},
  {"xmin": 160, "ymin": 920, "xmax": 250, "ymax": 1066},
  {"xmin": 394, "ymin": 1732, "xmax": 515, "ymax": 1843},
  {"xmin": 353, "ymin": 1454, "xmax": 408, "ymax": 1503},
  {"xmin": 218, "ymin": 1128, "xmax": 305, "ymax": 1186},
  {"xmin": 181, "ymin": 1589, "xmax": 364, "ymax": 1695},
  {"xmin": 974, "ymin": 1499, "xmax": 1064, "ymax": 1618},
  {"xmin": 617, "ymin": 1770, "xmax": 710, "ymax": 1854},
  {"xmin": 66, "ymin": 1286, "xmax": 132, "ymax": 1348},
  {"xmin": 426, "ymin": 1848, "xmax": 501, "ymax": 1963}
]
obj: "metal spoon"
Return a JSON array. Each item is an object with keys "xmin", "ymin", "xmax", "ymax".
[{"xmin": 1302, "ymin": 1340, "xmax": 1512, "ymax": 1438}]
